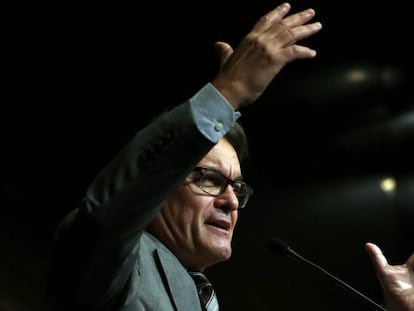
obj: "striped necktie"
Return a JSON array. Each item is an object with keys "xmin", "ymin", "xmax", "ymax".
[{"xmin": 188, "ymin": 271, "xmax": 219, "ymax": 311}]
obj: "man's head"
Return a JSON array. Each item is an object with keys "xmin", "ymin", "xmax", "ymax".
[{"xmin": 147, "ymin": 121, "xmax": 251, "ymax": 271}]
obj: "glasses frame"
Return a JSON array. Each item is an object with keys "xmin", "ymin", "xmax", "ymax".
[{"xmin": 191, "ymin": 166, "xmax": 253, "ymax": 209}]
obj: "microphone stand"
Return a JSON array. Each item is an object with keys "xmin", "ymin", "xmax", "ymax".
[{"xmin": 267, "ymin": 238, "xmax": 387, "ymax": 311}]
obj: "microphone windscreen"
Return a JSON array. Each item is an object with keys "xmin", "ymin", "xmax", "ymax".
[{"xmin": 267, "ymin": 238, "xmax": 291, "ymax": 257}]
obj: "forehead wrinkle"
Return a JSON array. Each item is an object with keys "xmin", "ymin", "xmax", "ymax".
[{"xmin": 199, "ymin": 141, "xmax": 241, "ymax": 180}]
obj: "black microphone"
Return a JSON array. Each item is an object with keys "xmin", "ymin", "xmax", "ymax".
[{"xmin": 267, "ymin": 237, "xmax": 386, "ymax": 311}]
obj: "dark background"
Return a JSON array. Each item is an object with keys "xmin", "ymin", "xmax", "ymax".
[{"xmin": 2, "ymin": 0, "xmax": 413, "ymax": 310}]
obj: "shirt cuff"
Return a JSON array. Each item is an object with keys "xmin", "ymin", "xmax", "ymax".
[{"xmin": 190, "ymin": 83, "xmax": 241, "ymax": 143}]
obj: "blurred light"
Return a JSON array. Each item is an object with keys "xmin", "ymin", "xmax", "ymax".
[
  {"xmin": 345, "ymin": 68, "xmax": 369, "ymax": 83},
  {"xmin": 389, "ymin": 110, "xmax": 414, "ymax": 133},
  {"xmin": 379, "ymin": 177, "xmax": 396, "ymax": 193}
]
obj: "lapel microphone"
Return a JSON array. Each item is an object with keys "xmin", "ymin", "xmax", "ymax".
[{"xmin": 267, "ymin": 237, "xmax": 386, "ymax": 311}]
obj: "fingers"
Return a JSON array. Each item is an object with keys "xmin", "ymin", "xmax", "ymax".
[
  {"xmin": 252, "ymin": 2, "xmax": 320, "ymax": 35},
  {"xmin": 250, "ymin": 2, "xmax": 322, "ymax": 57},
  {"xmin": 214, "ymin": 41, "xmax": 234, "ymax": 69},
  {"xmin": 252, "ymin": 2, "xmax": 292, "ymax": 33},
  {"xmin": 282, "ymin": 8, "xmax": 316, "ymax": 28},
  {"xmin": 270, "ymin": 10, "xmax": 321, "ymax": 47},
  {"xmin": 365, "ymin": 242, "xmax": 389, "ymax": 274},
  {"xmin": 272, "ymin": 21, "xmax": 321, "ymax": 51},
  {"xmin": 285, "ymin": 45, "xmax": 317, "ymax": 59}
]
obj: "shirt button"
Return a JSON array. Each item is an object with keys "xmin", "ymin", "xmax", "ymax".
[{"xmin": 214, "ymin": 122, "xmax": 224, "ymax": 131}]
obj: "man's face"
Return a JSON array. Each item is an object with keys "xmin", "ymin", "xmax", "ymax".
[{"xmin": 150, "ymin": 138, "xmax": 241, "ymax": 271}]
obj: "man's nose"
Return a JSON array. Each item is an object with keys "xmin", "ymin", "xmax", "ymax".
[{"xmin": 215, "ymin": 184, "xmax": 239, "ymax": 211}]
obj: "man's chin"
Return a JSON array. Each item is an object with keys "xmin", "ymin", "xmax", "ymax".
[{"xmin": 210, "ymin": 244, "xmax": 232, "ymax": 262}]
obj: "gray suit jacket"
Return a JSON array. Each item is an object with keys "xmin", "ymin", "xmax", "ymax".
[{"xmin": 46, "ymin": 101, "xmax": 217, "ymax": 310}]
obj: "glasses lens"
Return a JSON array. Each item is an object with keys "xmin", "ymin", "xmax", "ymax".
[
  {"xmin": 194, "ymin": 167, "xmax": 252, "ymax": 208},
  {"xmin": 237, "ymin": 195, "xmax": 247, "ymax": 208},
  {"xmin": 200, "ymin": 170, "xmax": 226, "ymax": 196},
  {"xmin": 235, "ymin": 184, "xmax": 251, "ymax": 208}
]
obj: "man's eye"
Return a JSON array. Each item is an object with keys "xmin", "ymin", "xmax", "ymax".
[
  {"xmin": 204, "ymin": 175, "xmax": 223, "ymax": 186},
  {"xmin": 233, "ymin": 183, "xmax": 242, "ymax": 192},
  {"xmin": 191, "ymin": 175, "xmax": 202, "ymax": 182}
]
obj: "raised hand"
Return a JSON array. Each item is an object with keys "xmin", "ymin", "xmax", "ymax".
[{"xmin": 212, "ymin": 2, "xmax": 322, "ymax": 109}]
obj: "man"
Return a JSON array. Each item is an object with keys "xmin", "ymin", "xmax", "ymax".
[{"xmin": 45, "ymin": 2, "xmax": 414, "ymax": 311}]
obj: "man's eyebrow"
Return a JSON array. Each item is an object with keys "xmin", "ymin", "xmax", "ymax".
[{"xmin": 206, "ymin": 166, "xmax": 244, "ymax": 181}]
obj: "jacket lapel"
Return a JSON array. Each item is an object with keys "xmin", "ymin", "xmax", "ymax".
[{"xmin": 153, "ymin": 248, "xmax": 202, "ymax": 311}]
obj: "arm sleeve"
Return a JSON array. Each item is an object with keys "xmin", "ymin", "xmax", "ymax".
[{"xmin": 190, "ymin": 82, "xmax": 241, "ymax": 143}]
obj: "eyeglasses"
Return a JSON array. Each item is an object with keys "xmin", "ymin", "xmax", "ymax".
[{"xmin": 191, "ymin": 166, "xmax": 253, "ymax": 209}]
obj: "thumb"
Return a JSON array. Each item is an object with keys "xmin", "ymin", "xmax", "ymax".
[
  {"xmin": 365, "ymin": 242, "xmax": 389, "ymax": 269},
  {"xmin": 214, "ymin": 41, "xmax": 233, "ymax": 69},
  {"xmin": 365, "ymin": 242, "xmax": 389, "ymax": 282}
]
